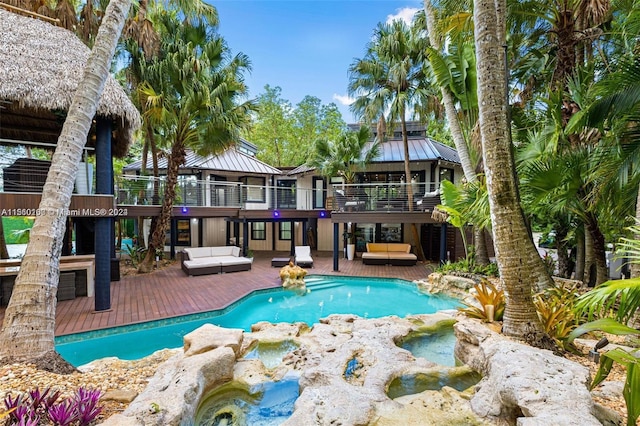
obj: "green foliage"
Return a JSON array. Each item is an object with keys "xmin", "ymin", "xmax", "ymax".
[
  {"xmin": 566, "ymin": 318, "xmax": 640, "ymax": 343},
  {"xmin": 435, "ymin": 251, "xmax": 499, "ymax": 277},
  {"xmin": 458, "ymin": 279, "xmax": 505, "ymax": 322},
  {"xmin": 307, "ymin": 126, "xmax": 380, "ymax": 185},
  {"xmin": 244, "ymin": 85, "xmax": 347, "ymax": 167},
  {"xmin": 592, "ymin": 348, "xmax": 640, "ymax": 426},
  {"xmin": 565, "ymin": 317, "xmax": 640, "ymax": 425},
  {"xmin": 574, "ymin": 278, "xmax": 640, "ymax": 324},
  {"xmin": 533, "ymin": 285, "xmax": 579, "ymax": 349},
  {"xmin": 540, "ymin": 252, "xmax": 556, "ymax": 276},
  {"xmin": 124, "ymin": 244, "xmax": 146, "ymax": 268},
  {"xmin": 2, "ymin": 217, "xmax": 34, "ymax": 245},
  {"xmin": 439, "ymin": 179, "xmax": 491, "ymax": 258}
]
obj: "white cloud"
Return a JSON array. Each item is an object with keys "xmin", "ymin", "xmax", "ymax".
[
  {"xmin": 333, "ymin": 93, "xmax": 355, "ymax": 106},
  {"xmin": 386, "ymin": 7, "xmax": 420, "ymax": 25}
]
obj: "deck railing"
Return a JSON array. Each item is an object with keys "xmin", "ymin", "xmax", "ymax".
[
  {"xmin": 0, "ymin": 162, "xmax": 441, "ymax": 213},
  {"xmin": 114, "ymin": 176, "xmax": 441, "ymax": 213}
]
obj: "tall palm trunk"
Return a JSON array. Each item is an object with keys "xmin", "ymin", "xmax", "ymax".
[
  {"xmin": 584, "ymin": 212, "xmax": 609, "ymax": 285},
  {"xmin": 400, "ymin": 114, "xmax": 426, "ymax": 261},
  {"xmin": 474, "ymin": 0, "xmax": 554, "ymax": 345},
  {"xmin": 0, "ymin": 0, "xmax": 131, "ymax": 370},
  {"xmin": 423, "ymin": 0, "xmax": 491, "ymax": 264},
  {"xmin": 575, "ymin": 225, "xmax": 586, "ymax": 281},
  {"xmin": 138, "ymin": 140, "xmax": 186, "ymax": 273}
]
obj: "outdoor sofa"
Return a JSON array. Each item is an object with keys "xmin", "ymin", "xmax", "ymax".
[
  {"xmin": 181, "ymin": 246, "xmax": 253, "ymax": 276},
  {"xmin": 362, "ymin": 243, "xmax": 417, "ymax": 266}
]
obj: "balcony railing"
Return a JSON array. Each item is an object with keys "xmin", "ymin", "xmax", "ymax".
[
  {"xmin": 114, "ymin": 175, "xmax": 442, "ymax": 214},
  {"xmin": 332, "ymin": 182, "xmax": 440, "ymax": 213}
]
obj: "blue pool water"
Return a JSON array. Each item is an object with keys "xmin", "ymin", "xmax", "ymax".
[{"xmin": 55, "ymin": 275, "xmax": 459, "ymax": 366}]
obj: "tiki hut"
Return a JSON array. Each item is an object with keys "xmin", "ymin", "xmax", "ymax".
[{"xmin": 0, "ymin": 8, "xmax": 140, "ymax": 157}]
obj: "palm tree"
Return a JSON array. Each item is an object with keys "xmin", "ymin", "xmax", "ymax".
[
  {"xmin": 0, "ymin": 0, "xmax": 131, "ymax": 371},
  {"xmin": 307, "ymin": 126, "xmax": 380, "ymax": 187},
  {"xmin": 348, "ymin": 19, "xmax": 431, "ymax": 261},
  {"xmin": 421, "ymin": 2, "xmax": 494, "ymax": 264},
  {"xmin": 474, "ymin": 0, "xmax": 555, "ymax": 344},
  {"xmin": 136, "ymin": 12, "xmax": 254, "ymax": 273},
  {"xmin": 577, "ymin": 57, "xmax": 640, "ymax": 278}
]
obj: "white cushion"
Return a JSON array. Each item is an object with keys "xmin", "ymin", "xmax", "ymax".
[
  {"xmin": 183, "ymin": 247, "xmax": 212, "ymax": 260},
  {"xmin": 209, "ymin": 246, "xmax": 235, "ymax": 257}
]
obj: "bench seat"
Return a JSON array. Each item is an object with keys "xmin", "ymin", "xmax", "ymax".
[{"xmin": 362, "ymin": 243, "xmax": 417, "ymax": 266}]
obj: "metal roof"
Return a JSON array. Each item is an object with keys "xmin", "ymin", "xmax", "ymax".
[
  {"xmin": 372, "ymin": 137, "xmax": 460, "ymax": 164},
  {"xmin": 286, "ymin": 137, "xmax": 460, "ymax": 176},
  {"xmin": 124, "ymin": 148, "xmax": 281, "ymax": 175}
]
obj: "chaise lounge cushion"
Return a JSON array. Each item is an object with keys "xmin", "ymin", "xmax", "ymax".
[
  {"xmin": 362, "ymin": 243, "xmax": 417, "ymax": 266},
  {"xmin": 182, "ymin": 246, "xmax": 252, "ymax": 276}
]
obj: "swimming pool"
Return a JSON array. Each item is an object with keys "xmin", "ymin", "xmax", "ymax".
[{"xmin": 56, "ymin": 275, "xmax": 459, "ymax": 366}]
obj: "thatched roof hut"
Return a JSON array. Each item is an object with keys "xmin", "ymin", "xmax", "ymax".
[{"xmin": 0, "ymin": 9, "xmax": 140, "ymax": 157}]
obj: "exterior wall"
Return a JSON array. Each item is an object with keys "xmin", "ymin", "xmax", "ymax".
[
  {"xmin": 316, "ymin": 218, "xmax": 335, "ymax": 252},
  {"xmin": 202, "ymin": 218, "xmax": 228, "ymax": 247}
]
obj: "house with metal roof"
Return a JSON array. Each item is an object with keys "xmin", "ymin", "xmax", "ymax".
[
  {"xmin": 289, "ymin": 122, "xmax": 465, "ymax": 266},
  {"xmin": 115, "ymin": 123, "xmax": 467, "ymax": 269}
]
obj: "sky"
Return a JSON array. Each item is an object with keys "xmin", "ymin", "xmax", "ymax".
[{"xmin": 212, "ymin": 0, "xmax": 423, "ymax": 124}]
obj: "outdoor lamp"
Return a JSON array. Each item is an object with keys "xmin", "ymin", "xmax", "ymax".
[{"xmin": 588, "ymin": 337, "xmax": 609, "ymax": 363}]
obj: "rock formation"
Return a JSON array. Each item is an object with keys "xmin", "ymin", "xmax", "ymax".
[{"xmin": 98, "ymin": 312, "xmax": 606, "ymax": 425}]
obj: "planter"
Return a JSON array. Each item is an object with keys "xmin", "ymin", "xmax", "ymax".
[{"xmin": 347, "ymin": 244, "xmax": 356, "ymax": 260}]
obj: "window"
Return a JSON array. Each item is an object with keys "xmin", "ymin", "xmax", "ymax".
[
  {"xmin": 251, "ymin": 222, "xmax": 266, "ymax": 240},
  {"xmin": 279, "ymin": 222, "xmax": 292, "ymax": 240},
  {"xmin": 381, "ymin": 223, "xmax": 402, "ymax": 243},
  {"xmin": 439, "ymin": 167, "xmax": 454, "ymax": 184},
  {"xmin": 313, "ymin": 177, "xmax": 325, "ymax": 209},
  {"xmin": 176, "ymin": 175, "xmax": 201, "ymax": 206},
  {"xmin": 241, "ymin": 176, "xmax": 266, "ymax": 203}
]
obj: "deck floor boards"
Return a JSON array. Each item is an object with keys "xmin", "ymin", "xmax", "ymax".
[{"xmin": 0, "ymin": 251, "xmax": 436, "ymax": 336}]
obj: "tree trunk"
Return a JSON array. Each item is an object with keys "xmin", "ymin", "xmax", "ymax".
[
  {"xmin": 399, "ymin": 112, "xmax": 426, "ymax": 262},
  {"xmin": 555, "ymin": 225, "xmax": 571, "ymax": 278},
  {"xmin": 584, "ymin": 212, "xmax": 609, "ymax": 286},
  {"xmin": 575, "ymin": 224, "xmax": 585, "ymax": 281},
  {"xmin": 474, "ymin": 228, "xmax": 490, "ymax": 265},
  {"xmin": 424, "ymin": 0, "xmax": 492, "ymax": 264},
  {"xmin": 138, "ymin": 141, "xmax": 186, "ymax": 273},
  {"xmin": 584, "ymin": 225, "xmax": 595, "ymax": 286},
  {"xmin": 474, "ymin": 0, "xmax": 554, "ymax": 346},
  {"xmin": 0, "ymin": 0, "xmax": 131, "ymax": 370}
]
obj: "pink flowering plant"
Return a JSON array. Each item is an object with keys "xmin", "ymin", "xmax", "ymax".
[{"xmin": 3, "ymin": 386, "xmax": 103, "ymax": 426}]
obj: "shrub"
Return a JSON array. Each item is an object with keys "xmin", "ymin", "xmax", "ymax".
[
  {"xmin": 435, "ymin": 258, "xmax": 499, "ymax": 277},
  {"xmin": 533, "ymin": 284, "xmax": 579, "ymax": 350},
  {"xmin": 458, "ymin": 279, "xmax": 505, "ymax": 322},
  {"xmin": 3, "ymin": 386, "xmax": 103, "ymax": 426}
]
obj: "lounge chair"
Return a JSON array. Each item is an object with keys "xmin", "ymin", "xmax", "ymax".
[{"xmin": 295, "ymin": 246, "xmax": 314, "ymax": 268}]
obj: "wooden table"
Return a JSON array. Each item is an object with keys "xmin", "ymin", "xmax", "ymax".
[{"xmin": 271, "ymin": 257, "xmax": 291, "ymax": 267}]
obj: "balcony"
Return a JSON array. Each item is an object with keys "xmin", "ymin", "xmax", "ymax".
[{"xmin": 114, "ymin": 175, "xmax": 441, "ymax": 215}]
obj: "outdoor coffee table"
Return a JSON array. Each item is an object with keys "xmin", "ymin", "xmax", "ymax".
[{"xmin": 271, "ymin": 257, "xmax": 291, "ymax": 267}]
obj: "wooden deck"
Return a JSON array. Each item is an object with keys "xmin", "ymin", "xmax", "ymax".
[{"xmin": 0, "ymin": 251, "xmax": 437, "ymax": 337}]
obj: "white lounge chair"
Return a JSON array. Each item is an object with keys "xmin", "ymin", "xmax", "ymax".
[{"xmin": 295, "ymin": 246, "xmax": 313, "ymax": 268}]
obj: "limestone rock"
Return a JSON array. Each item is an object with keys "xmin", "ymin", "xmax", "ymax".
[
  {"xmin": 100, "ymin": 346, "xmax": 236, "ymax": 426},
  {"xmin": 418, "ymin": 273, "xmax": 478, "ymax": 299},
  {"xmin": 183, "ymin": 323, "xmax": 243, "ymax": 357},
  {"xmin": 102, "ymin": 389, "xmax": 138, "ymax": 403},
  {"xmin": 454, "ymin": 318, "xmax": 601, "ymax": 425},
  {"xmin": 373, "ymin": 387, "xmax": 492, "ymax": 425}
]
